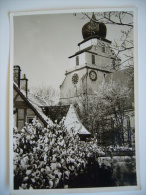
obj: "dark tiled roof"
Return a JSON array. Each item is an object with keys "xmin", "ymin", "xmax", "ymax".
[
  {"xmin": 112, "ymin": 67, "xmax": 133, "ymax": 82},
  {"xmin": 78, "ymin": 35, "xmax": 111, "ymax": 46},
  {"xmin": 42, "ymin": 105, "xmax": 70, "ymax": 123},
  {"xmin": 68, "ymin": 46, "xmax": 93, "ymax": 59},
  {"xmin": 105, "ymin": 67, "xmax": 134, "ymax": 85}
]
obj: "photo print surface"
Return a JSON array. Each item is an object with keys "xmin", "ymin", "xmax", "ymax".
[{"xmin": 10, "ymin": 9, "xmax": 139, "ymax": 193}]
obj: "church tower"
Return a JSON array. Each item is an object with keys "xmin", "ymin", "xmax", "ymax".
[{"xmin": 60, "ymin": 13, "xmax": 120, "ymax": 105}]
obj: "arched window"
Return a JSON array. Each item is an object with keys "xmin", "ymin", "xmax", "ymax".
[
  {"xmin": 76, "ymin": 56, "xmax": 79, "ymax": 66},
  {"xmin": 92, "ymin": 55, "xmax": 95, "ymax": 64}
]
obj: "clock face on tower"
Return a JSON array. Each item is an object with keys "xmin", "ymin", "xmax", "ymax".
[
  {"xmin": 72, "ymin": 73, "xmax": 79, "ymax": 84},
  {"xmin": 89, "ymin": 70, "xmax": 97, "ymax": 81}
]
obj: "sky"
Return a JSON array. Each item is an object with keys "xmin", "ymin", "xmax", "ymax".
[{"xmin": 14, "ymin": 11, "xmax": 133, "ymax": 91}]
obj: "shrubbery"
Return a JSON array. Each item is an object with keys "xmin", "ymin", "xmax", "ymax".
[{"xmin": 13, "ymin": 119, "xmax": 99, "ymax": 189}]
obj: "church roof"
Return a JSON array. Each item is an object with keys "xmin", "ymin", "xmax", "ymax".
[
  {"xmin": 105, "ymin": 67, "xmax": 134, "ymax": 109},
  {"xmin": 77, "ymin": 13, "xmax": 111, "ymax": 46},
  {"xmin": 105, "ymin": 67, "xmax": 134, "ymax": 84},
  {"xmin": 82, "ymin": 13, "xmax": 107, "ymax": 40},
  {"xmin": 78, "ymin": 35, "xmax": 111, "ymax": 46},
  {"xmin": 69, "ymin": 46, "xmax": 96, "ymax": 58}
]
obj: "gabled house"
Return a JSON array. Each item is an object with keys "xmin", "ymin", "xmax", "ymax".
[
  {"xmin": 13, "ymin": 65, "xmax": 91, "ymax": 139},
  {"xmin": 13, "ymin": 66, "xmax": 53, "ymax": 130}
]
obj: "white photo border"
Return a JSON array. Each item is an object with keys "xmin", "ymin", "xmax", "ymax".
[{"xmin": 9, "ymin": 7, "xmax": 140, "ymax": 195}]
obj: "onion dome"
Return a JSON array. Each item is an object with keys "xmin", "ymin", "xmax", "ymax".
[{"xmin": 82, "ymin": 13, "xmax": 107, "ymax": 39}]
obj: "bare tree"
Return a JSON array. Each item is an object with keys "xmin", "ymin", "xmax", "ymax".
[
  {"xmin": 75, "ymin": 11, "xmax": 134, "ymax": 72},
  {"xmin": 74, "ymin": 79, "xmax": 133, "ymax": 146},
  {"xmin": 30, "ymin": 85, "xmax": 59, "ymax": 106},
  {"xmin": 68, "ymin": 11, "xmax": 135, "ymax": 146}
]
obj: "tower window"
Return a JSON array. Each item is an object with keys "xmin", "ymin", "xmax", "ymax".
[
  {"xmin": 102, "ymin": 46, "xmax": 105, "ymax": 53},
  {"xmin": 92, "ymin": 55, "xmax": 95, "ymax": 64},
  {"xmin": 76, "ymin": 56, "xmax": 79, "ymax": 66},
  {"xmin": 112, "ymin": 59, "xmax": 115, "ymax": 69},
  {"xmin": 102, "ymin": 43, "xmax": 106, "ymax": 53}
]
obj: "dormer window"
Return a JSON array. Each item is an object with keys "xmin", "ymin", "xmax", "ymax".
[
  {"xmin": 92, "ymin": 55, "xmax": 95, "ymax": 64},
  {"xmin": 76, "ymin": 56, "xmax": 79, "ymax": 66}
]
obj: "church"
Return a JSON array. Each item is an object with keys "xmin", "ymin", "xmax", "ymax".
[
  {"xmin": 60, "ymin": 13, "xmax": 121, "ymax": 105},
  {"xmin": 13, "ymin": 13, "xmax": 135, "ymax": 145},
  {"xmin": 59, "ymin": 13, "xmax": 135, "ymax": 145}
]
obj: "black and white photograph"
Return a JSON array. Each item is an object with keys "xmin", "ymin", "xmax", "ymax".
[{"xmin": 10, "ymin": 9, "xmax": 139, "ymax": 194}]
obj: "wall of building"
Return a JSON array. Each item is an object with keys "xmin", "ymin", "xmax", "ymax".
[
  {"xmin": 60, "ymin": 66, "xmax": 111, "ymax": 105},
  {"xmin": 13, "ymin": 88, "xmax": 45, "ymax": 130},
  {"xmin": 60, "ymin": 68, "xmax": 87, "ymax": 101},
  {"xmin": 69, "ymin": 53, "xmax": 85, "ymax": 68},
  {"xmin": 68, "ymin": 39, "xmax": 119, "ymax": 74},
  {"xmin": 80, "ymin": 39, "xmax": 93, "ymax": 50}
]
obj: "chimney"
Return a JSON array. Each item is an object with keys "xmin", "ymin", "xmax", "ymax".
[
  {"xmin": 13, "ymin": 65, "xmax": 21, "ymax": 87},
  {"xmin": 20, "ymin": 74, "xmax": 28, "ymax": 97}
]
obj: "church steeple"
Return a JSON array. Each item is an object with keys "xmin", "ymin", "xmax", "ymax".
[
  {"xmin": 60, "ymin": 12, "xmax": 120, "ymax": 105},
  {"xmin": 91, "ymin": 12, "xmax": 96, "ymax": 21},
  {"xmin": 82, "ymin": 12, "xmax": 107, "ymax": 40}
]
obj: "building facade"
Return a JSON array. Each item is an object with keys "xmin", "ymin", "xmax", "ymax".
[
  {"xmin": 60, "ymin": 13, "xmax": 121, "ymax": 105},
  {"xmin": 59, "ymin": 13, "xmax": 135, "ymax": 146},
  {"xmin": 13, "ymin": 65, "xmax": 53, "ymax": 130},
  {"xmin": 13, "ymin": 66, "xmax": 90, "ymax": 139}
]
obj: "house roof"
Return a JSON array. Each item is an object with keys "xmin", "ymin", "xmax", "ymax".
[
  {"xmin": 14, "ymin": 83, "xmax": 90, "ymax": 135},
  {"xmin": 64, "ymin": 104, "xmax": 91, "ymax": 135},
  {"xmin": 42, "ymin": 105, "xmax": 70, "ymax": 123},
  {"xmin": 41, "ymin": 104, "xmax": 90, "ymax": 135},
  {"xmin": 14, "ymin": 82, "xmax": 53, "ymax": 126},
  {"xmin": 28, "ymin": 92, "xmax": 48, "ymax": 107}
]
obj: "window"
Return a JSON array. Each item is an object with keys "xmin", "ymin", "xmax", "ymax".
[
  {"xmin": 102, "ymin": 43, "xmax": 105, "ymax": 53},
  {"xmin": 76, "ymin": 56, "xmax": 79, "ymax": 66},
  {"xmin": 102, "ymin": 47, "xmax": 105, "ymax": 53},
  {"xmin": 111, "ymin": 117, "xmax": 114, "ymax": 129},
  {"xmin": 112, "ymin": 59, "xmax": 115, "ymax": 69},
  {"xmin": 92, "ymin": 55, "xmax": 95, "ymax": 64},
  {"xmin": 27, "ymin": 116, "xmax": 35, "ymax": 124},
  {"xmin": 127, "ymin": 117, "xmax": 131, "ymax": 143},
  {"xmin": 111, "ymin": 50, "xmax": 115, "ymax": 55}
]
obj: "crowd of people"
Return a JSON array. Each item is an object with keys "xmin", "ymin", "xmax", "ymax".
[{"xmin": 13, "ymin": 119, "xmax": 100, "ymax": 189}]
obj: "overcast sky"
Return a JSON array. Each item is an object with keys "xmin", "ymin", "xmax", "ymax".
[{"xmin": 14, "ymin": 11, "xmax": 133, "ymax": 91}]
